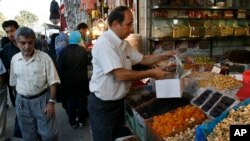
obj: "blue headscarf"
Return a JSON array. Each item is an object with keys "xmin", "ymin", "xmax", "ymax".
[{"xmin": 68, "ymin": 31, "xmax": 81, "ymax": 45}]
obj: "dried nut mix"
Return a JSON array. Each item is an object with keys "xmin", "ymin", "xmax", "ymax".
[
  {"xmin": 207, "ymin": 104, "xmax": 250, "ymax": 141},
  {"xmin": 151, "ymin": 105, "xmax": 206, "ymax": 138},
  {"xmin": 197, "ymin": 74, "xmax": 243, "ymax": 91},
  {"xmin": 164, "ymin": 125, "xmax": 197, "ymax": 141}
]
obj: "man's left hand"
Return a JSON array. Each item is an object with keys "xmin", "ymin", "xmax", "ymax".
[{"xmin": 44, "ymin": 102, "xmax": 55, "ymax": 118}]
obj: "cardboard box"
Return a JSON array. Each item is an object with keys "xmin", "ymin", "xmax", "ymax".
[
  {"xmin": 155, "ymin": 78, "xmax": 185, "ymax": 98},
  {"xmin": 155, "ymin": 69, "xmax": 191, "ymax": 98}
]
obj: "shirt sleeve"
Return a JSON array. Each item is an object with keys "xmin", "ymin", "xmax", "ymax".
[
  {"xmin": 94, "ymin": 40, "xmax": 123, "ymax": 75},
  {"xmin": 9, "ymin": 57, "xmax": 16, "ymax": 86},
  {"xmin": 126, "ymin": 41, "xmax": 143, "ymax": 65}
]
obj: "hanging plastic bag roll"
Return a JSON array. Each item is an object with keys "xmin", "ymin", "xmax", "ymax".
[{"xmin": 175, "ymin": 54, "xmax": 184, "ymax": 78}]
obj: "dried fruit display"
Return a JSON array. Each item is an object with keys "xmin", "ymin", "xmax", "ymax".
[
  {"xmin": 136, "ymin": 98, "xmax": 190, "ymax": 119},
  {"xmin": 126, "ymin": 86, "xmax": 155, "ymax": 108},
  {"xmin": 150, "ymin": 105, "xmax": 206, "ymax": 138},
  {"xmin": 197, "ymin": 74, "xmax": 243, "ymax": 91},
  {"xmin": 207, "ymin": 104, "xmax": 250, "ymax": 141},
  {"xmin": 209, "ymin": 96, "xmax": 235, "ymax": 118},
  {"xmin": 193, "ymin": 89, "xmax": 213, "ymax": 106},
  {"xmin": 201, "ymin": 92, "xmax": 222, "ymax": 112}
]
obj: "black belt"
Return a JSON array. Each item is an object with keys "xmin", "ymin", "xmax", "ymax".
[{"xmin": 20, "ymin": 89, "xmax": 47, "ymax": 99}]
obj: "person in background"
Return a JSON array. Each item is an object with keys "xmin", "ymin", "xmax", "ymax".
[
  {"xmin": 40, "ymin": 34, "xmax": 49, "ymax": 53},
  {"xmin": 77, "ymin": 22, "xmax": 89, "ymax": 49},
  {"xmin": 88, "ymin": 6, "xmax": 175, "ymax": 141},
  {"xmin": 48, "ymin": 33, "xmax": 59, "ymax": 66},
  {"xmin": 9, "ymin": 27, "xmax": 60, "ymax": 141},
  {"xmin": 77, "ymin": 22, "xmax": 92, "ymax": 65},
  {"xmin": 50, "ymin": 0, "xmax": 60, "ymax": 25},
  {"xmin": 55, "ymin": 32, "xmax": 68, "ymax": 58},
  {"xmin": 0, "ymin": 37, "xmax": 10, "ymax": 49},
  {"xmin": 0, "ymin": 57, "xmax": 9, "ymax": 141},
  {"xmin": 1, "ymin": 20, "xmax": 23, "ymax": 138},
  {"xmin": 0, "ymin": 20, "xmax": 20, "ymax": 107},
  {"xmin": 57, "ymin": 31, "xmax": 89, "ymax": 128}
]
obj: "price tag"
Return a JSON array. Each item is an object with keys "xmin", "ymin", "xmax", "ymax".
[{"xmin": 211, "ymin": 66, "xmax": 221, "ymax": 74}]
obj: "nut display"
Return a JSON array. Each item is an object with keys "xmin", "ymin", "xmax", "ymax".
[
  {"xmin": 207, "ymin": 104, "xmax": 250, "ymax": 141},
  {"xmin": 197, "ymin": 74, "xmax": 243, "ymax": 91},
  {"xmin": 163, "ymin": 126, "xmax": 197, "ymax": 141},
  {"xmin": 193, "ymin": 56, "xmax": 214, "ymax": 66}
]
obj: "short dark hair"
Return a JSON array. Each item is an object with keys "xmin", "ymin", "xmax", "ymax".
[
  {"xmin": 108, "ymin": 6, "xmax": 130, "ymax": 26},
  {"xmin": 2, "ymin": 20, "xmax": 19, "ymax": 30},
  {"xmin": 15, "ymin": 27, "xmax": 36, "ymax": 42},
  {"xmin": 77, "ymin": 22, "xmax": 88, "ymax": 30}
]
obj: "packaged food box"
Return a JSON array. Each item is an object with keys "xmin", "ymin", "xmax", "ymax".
[
  {"xmin": 189, "ymin": 20, "xmax": 205, "ymax": 37},
  {"xmin": 220, "ymin": 26, "xmax": 234, "ymax": 36},
  {"xmin": 190, "ymin": 26, "xmax": 205, "ymax": 37},
  {"xmin": 173, "ymin": 25, "xmax": 190, "ymax": 38},
  {"xmin": 234, "ymin": 27, "xmax": 247, "ymax": 36}
]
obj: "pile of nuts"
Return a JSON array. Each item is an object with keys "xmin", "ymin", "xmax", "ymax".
[
  {"xmin": 197, "ymin": 74, "xmax": 243, "ymax": 90},
  {"xmin": 207, "ymin": 104, "xmax": 250, "ymax": 141},
  {"xmin": 163, "ymin": 126, "xmax": 197, "ymax": 141}
]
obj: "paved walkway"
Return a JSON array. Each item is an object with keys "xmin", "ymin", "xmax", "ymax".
[{"xmin": 5, "ymin": 101, "xmax": 92, "ymax": 141}]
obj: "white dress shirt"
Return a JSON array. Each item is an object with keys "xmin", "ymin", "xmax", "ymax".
[
  {"xmin": 89, "ymin": 29, "xmax": 143, "ymax": 100},
  {"xmin": 9, "ymin": 50, "xmax": 60, "ymax": 96}
]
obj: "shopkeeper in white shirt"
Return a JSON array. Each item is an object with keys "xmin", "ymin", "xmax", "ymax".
[{"xmin": 88, "ymin": 6, "xmax": 175, "ymax": 141}]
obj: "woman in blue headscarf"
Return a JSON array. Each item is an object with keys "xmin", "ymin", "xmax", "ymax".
[{"xmin": 57, "ymin": 31, "xmax": 89, "ymax": 128}]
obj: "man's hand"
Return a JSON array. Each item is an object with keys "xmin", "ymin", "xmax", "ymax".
[
  {"xmin": 161, "ymin": 50, "xmax": 176, "ymax": 59},
  {"xmin": 150, "ymin": 67, "xmax": 174, "ymax": 80},
  {"xmin": 44, "ymin": 102, "xmax": 55, "ymax": 118}
]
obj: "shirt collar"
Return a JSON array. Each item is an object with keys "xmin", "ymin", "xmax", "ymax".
[
  {"xmin": 17, "ymin": 49, "xmax": 41, "ymax": 62},
  {"xmin": 107, "ymin": 29, "xmax": 126, "ymax": 51}
]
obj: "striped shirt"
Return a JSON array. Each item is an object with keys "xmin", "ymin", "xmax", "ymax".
[{"xmin": 9, "ymin": 50, "xmax": 60, "ymax": 96}]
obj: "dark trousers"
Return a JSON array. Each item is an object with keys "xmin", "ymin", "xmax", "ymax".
[
  {"xmin": 66, "ymin": 95, "xmax": 87, "ymax": 126},
  {"xmin": 88, "ymin": 93, "xmax": 131, "ymax": 141}
]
